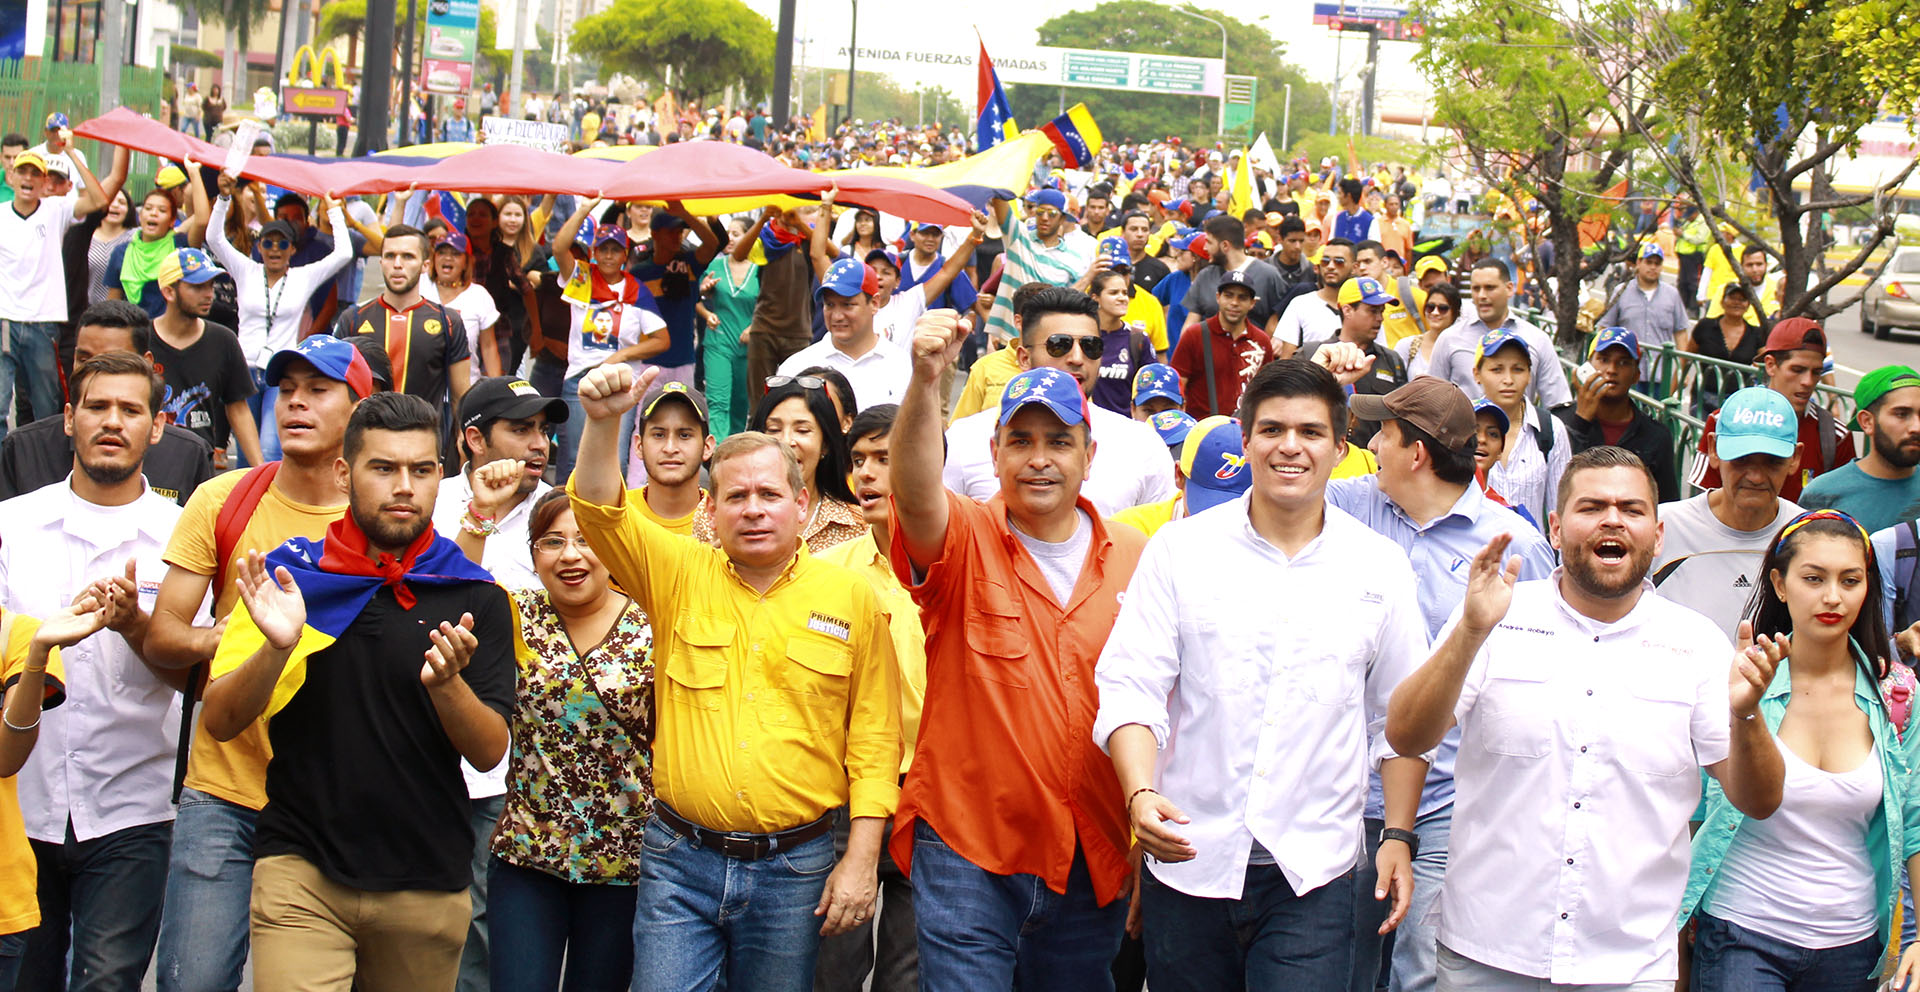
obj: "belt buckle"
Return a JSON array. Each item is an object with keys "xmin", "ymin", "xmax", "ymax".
[{"xmin": 716, "ymin": 832, "xmax": 770, "ymax": 861}]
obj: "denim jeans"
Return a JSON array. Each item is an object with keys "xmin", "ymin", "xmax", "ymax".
[
  {"xmin": 17, "ymin": 818, "xmax": 172, "ymax": 992},
  {"xmin": 458, "ymin": 794, "xmax": 506, "ymax": 992},
  {"xmin": 0, "ymin": 931, "xmax": 24, "ymax": 988},
  {"xmin": 1689, "ymin": 913, "xmax": 1882, "ymax": 992},
  {"xmin": 1352, "ymin": 818, "xmax": 1390, "ymax": 992},
  {"xmin": 911, "ymin": 818, "xmax": 1127, "ymax": 992},
  {"xmin": 489, "ymin": 856, "xmax": 637, "ymax": 992},
  {"xmin": 558, "ymin": 371, "xmax": 634, "ymax": 481},
  {"xmin": 0, "ymin": 319, "xmax": 63, "ymax": 442},
  {"xmin": 1141, "ymin": 857, "xmax": 1358, "ymax": 992},
  {"xmin": 243, "ymin": 367, "xmax": 281, "ymax": 466},
  {"xmin": 631, "ymin": 812, "xmax": 835, "ymax": 992},
  {"xmin": 1390, "ymin": 805, "xmax": 1454, "ymax": 992},
  {"xmin": 812, "ymin": 809, "xmax": 917, "ymax": 992},
  {"xmin": 155, "ymin": 788, "xmax": 259, "ymax": 992}
]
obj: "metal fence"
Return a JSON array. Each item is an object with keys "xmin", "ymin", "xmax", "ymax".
[{"xmin": 0, "ymin": 53, "xmax": 171, "ymax": 190}]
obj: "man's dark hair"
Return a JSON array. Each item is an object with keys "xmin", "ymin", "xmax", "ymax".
[
  {"xmin": 848, "ymin": 403, "xmax": 898, "ymax": 449},
  {"xmin": 1321, "ymin": 237, "xmax": 1355, "ymax": 257},
  {"xmin": 1277, "ymin": 216, "xmax": 1307, "ymax": 238},
  {"xmin": 1, "ymin": 134, "xmax": 28, "ymax": 151},
  {"xmin": 1741, "ymin": 243, "xmax": 1767, "ymax": 261},
  {"xmin": 1554, "ymin": 445, "xmax": 1659, "ymax": 514},
  {"xmin": 1084, "ymin": 184, "xmax": 1112, "ymax": 205},
  {"xmin": 76, "ymin": 300, "xmax": 153, "ymax": 356},
  {"xmin": 1339, "ymin": 177, "xmax": 1363, "ymax": 202},
  {"xmin": 1354, "ymin": 239, "xmax": 1385, "ymax": 259},
  {"xmin": 341, "ymin": 334, "xmax": 396, "ymax": 394},
  {"xmin": 1395, "ymin": 419, "xmax": 1477, "ymax": 485},
  {"xmin": 1472, "ymin": 257, "xmax": 1513, "ymax": 282},
  {"xmin": 1017, "ymin": 285, "xmax": 1099, "ymax": 344},
  {"xmin": 70, "ymin": 352, "xmax": 164, "ymax": 416},
  {"xmin": 1242, "ymin": 208, "xmax": 1265, "ymax": 225},
  {"xmin": 344, "ymin": 392, "xmax": 438, "ymax": 463},
  {"xmin": 1201, "ymin": 213, "xmax": 1245, "ymax": 245},
  {"xmin": 798, "ymin": 365, "xmax": 858, "ymax": 423},
  {"xmin": 381, "ymin": 223, "xmax": 430, "ymax": 256},
  {"xmin": 1119, "ymin": 192, "xmax": 1150, "ymax": 212},
  {"xmin": 1118, "ymin": 210, "xmax": 1151, "ymax": 230},
  {"xmin": 1237, "ymin": 359, "xmax": 1348, "ymax": 444}
]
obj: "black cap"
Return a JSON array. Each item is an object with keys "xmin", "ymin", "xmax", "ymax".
[
  {"xmin": 1217, "ymin": 269, "xmax": 1259, "ymax": 298},
  {"xmin": 459, "ymin": 377, "xmax": 568, "ymax": 433}
]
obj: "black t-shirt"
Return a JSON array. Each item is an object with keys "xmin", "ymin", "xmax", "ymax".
[
  {"xmin": 0, "ymin": 414, "xmax": 215, "ymax": 506},
  {"xmin": 256, "ymin": 579, "xmax": 515, "ymax": 892},
  {"xmin": 1131, "ymin": 256, "xmax": 1171, "ymax": 293},
  {"xmin": 152, "ymin": 320, "xmax": 255, "ymax": 451}
]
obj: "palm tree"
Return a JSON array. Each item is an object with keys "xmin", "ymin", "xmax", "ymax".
[
  {"xmin": 174, "ymin": 0, "xmax": 273, "ymax": 107},
  {"xmin": 317, "ymin": 0, "xmax": 367, "ymax": 74}
]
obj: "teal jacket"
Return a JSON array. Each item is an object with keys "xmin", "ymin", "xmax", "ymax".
[{"xmin": 1680, "ymin": 643, "xmax": 1920, "ymax": 960}]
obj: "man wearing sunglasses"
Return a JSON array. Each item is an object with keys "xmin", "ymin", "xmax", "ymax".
[
  {"xmin": 943, "ymin": 288, "xmax": 1174, "ymax": 516},
  {"xmin": 982, "ymin": 190, "xmax": 1097, "ymax": 350},
  {"xmin": 1275, "ymin": 237, "xmax": 1356, "ymax": 359}
]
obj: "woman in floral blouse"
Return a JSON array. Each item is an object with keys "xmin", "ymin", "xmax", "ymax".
[{"xmin": 488, "ymin": 489, "xmax": 654, "ymax": 992}]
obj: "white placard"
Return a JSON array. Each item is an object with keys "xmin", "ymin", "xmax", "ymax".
[{"xmin": 481, "ymin": 115, "xmax": 571, "ymax": 152}]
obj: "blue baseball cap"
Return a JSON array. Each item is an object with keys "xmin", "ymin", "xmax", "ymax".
[
  {"xmin": 434, "ymin": 230, "xmax": 471, "ymax": 254},
  {"xmin": 156, "ymin": 248, "xmax": 224, "ymax": 288},
  {"xmin": 1475, "ymin": 325, "xmax": 1528, "ymax": 364},
  {"xmin": 44, "ymin": 112, "xmax": 67, "ymax": 131},
  {"xmin": 1133, "ymin": 363, "xmax": 1182, "ymax": 407},
  {"xmin": 1714, "ymin": 386, "xmax": 1798, "ymax": 461},
  {"xmin": 1472, "ymin": 398, "xmax": 1509, "ymax": 433},
  {"xmin": 998, "ymin": 367, "xmax": 1089, "ymax": 428},
  {"xmin": 1149, "ymin": 409, "xmax": 1196, "ymax": 448},
  {"xmin": 593, "ymin": 225, "xmax": 630, "ymax": 249},
  {"xmin": 862, "ymin": 246, "xmax": 903, "ymax": 273},
  {"xmin": 1179, "ymin": 415, "xmax": 1250, "ymax": 514},
  {"xmin": 1337, "ymin": 276, "xmax": 1394, "ymax": 306},
  {"xmin": 649, "ymin": 210, "xmax": 687, "ymax": 231},
  {"xmin": 815, "ymin": 257, "xmax": 878, "ymax": 301},
  {"xmin": 1098, "ymin": 235, "xmax": 1132, "ymax": 271},
  {"xmin": 263, "ymin": 335, "xmax": 377, "ymax": 400},
  {"xmin": 1023, "ymin": 188, "xmax": 1078, "ymax": 221},
  {"xmin": 908, "ymin": 220, "xmax": 942, "ymax": 233},
  {"xmin": 1638, "ymin": 241, "xmax": 1665, "ymax": 260},
  {"xmin": 1591, "ymin": 326, "xmax": 1640, "ymax": 360}
]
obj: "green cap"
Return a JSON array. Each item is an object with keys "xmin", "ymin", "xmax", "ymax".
[{"xmin": 1855, "ymin": 364, "xmax": 1920, "ymax": 413}]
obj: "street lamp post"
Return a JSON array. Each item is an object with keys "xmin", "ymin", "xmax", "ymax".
[{"xmin": 1165, "ymin": 3, "xmax": 1226, "ymax": 141}]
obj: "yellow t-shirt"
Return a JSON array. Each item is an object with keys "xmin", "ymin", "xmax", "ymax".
[
  {"xmin": 1126, "ymin": 285, "xmax": 1170, "ymax": 353},
  {"xmin": 1, "ymin": 612, "xmax": 56, "ymax": 935},
  {"xmin": 817, "ymin": 531, "xmax": 926, "ymax": 775},
  {"xmin": 164, "ymin": 468, "xmax": 347, "ymax": 810},
  {"xmin": 1111, "ymin": 497, "xmax": 1180, "ymax": 538},
  {"xmin": 1333, "ymin": 443, "xmax": 1378, "ymax": 479},
  {"xmin": 627, "ymin": 486, "xmax": 705, "ymax": 537},
  {"xmin": 950, "ymin": 346, "xmax": 1023, "ymax": 423}
]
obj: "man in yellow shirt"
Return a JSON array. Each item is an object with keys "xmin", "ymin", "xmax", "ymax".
[
  {"xmin": 950, "ymin": 281, "xmax": 1049, "ymax": 423},
  {"xmin": 814, "ymin": 401, "xmax": 928, "ymax": 991},
  {"xmin": 628, "ymin": 378, "xmax": 714, "ymax": 535},
  {"xmin": 569, "ymin": 363, "xmax": 902, "ymax": 992}
]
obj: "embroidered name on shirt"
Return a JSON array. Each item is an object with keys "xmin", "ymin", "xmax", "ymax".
[
  {"xmin": 807, "ymin": 611, "xmax": 851, "ymax": 642},
  {"xmin": 1361, "ymin": 591, "xmax": 1384, "ymax": 604}
]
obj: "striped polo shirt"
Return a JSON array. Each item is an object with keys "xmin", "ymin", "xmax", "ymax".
[{"xmin": 984, "ymin": 218, "xmax": 1096, "ymax": 342}]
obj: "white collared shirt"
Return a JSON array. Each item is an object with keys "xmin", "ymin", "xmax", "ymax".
[
  {"xmin": 3, "ymin": 477, "xmax": 183, "ymax": 842},
  {"xmin": 776, "ymin": 334, "xmax": 910, "ymax": 410},
  {"xmin": 1438, "ymin": 574, "xmax": 1733, "ymax": 985},
  {"xmin": 1092, "ymin": 496, "xmax": 1429, "ymax": 899},
  {"xmin": 942, "ymin": 404, "xmax": 1176, "ymax": 517}
]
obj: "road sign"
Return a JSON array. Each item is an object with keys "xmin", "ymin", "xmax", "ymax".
[
  {"xmin": 1138, "ymin": 58, "xmax": 1208, "ymax": 94},
  {"xmin": 283, "ymin": 87, "xmax": 352, "ymax": 117},
  {"xmin": 1223, "ymin": 75, "xmax": 1257, "ymax": 134},
  {"xmin": 1312, "ymin": 2, "xmax": 1425, "ymax": 40},
  {"xmin": 1062, "ymin": 52, "xmax": 1129, "ymax": 88}
]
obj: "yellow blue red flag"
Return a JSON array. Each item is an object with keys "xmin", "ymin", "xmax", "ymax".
[
  {"xmin": 1038, "ymin": 104, "xmax": 1101, "ymax": 170},
  {"xmin": 976, "ymin": 34, "xmax": 1018, "ymax": 152}
]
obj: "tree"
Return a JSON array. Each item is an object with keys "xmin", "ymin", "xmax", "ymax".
[
  {"xmin": 570, "ymin": 0, "xmax": 774, "ymax": 102},
  {"xmin": 1010, "ymin": 1, "xmax": 1330, "ymax": 145},
  {"xmin": 318, "ymin": 0, "xmax": 365, "ymax": 73},
  {"xmin": 174, "ymin": 0, "xmax": 273, "ymax": 99}
]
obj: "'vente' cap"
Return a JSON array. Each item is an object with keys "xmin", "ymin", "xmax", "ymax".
[
  {"xmin": 1349, "ymin": 376, "xmax": 1478, "ymax": 452},
  {"xmin": 1179, "ymin": 415, "xmax": 1250, "ymax": 514},
  {"xmin": 156, "ymin": 247, "xmax": 224, "ymax": 288},
  {"xmin": 1590, "ymin": 326, "xmax": 1640, "ymax": 360},
  {"xmin": 1854, "ymin": 364, "xmax": 1920, "ymax": 413},
  {"xmin": 459, "ymin": 376, "xmax": 568, "ymax": 432},
  {"xmin": 1713, "ymin": 385, "xmax": 1798, "ymax": 461},
  {"xmin": 998, "ymin": 367, "xmax": 1090, "ymax": 428},
  {"xmin": 1338, "ymin": 276, "xmax": 1394, "ymax": 306},
  {"xmin": 640, "ymin": 378, "xmax": 710, "ymax": 426},
  {"xmin": 1149, "ymin": 409, "xmax": 1196, "ymax": 448},
  {"xmin": 1763, "ymin": 316, "xmax": 1827, "ymax": 356},
  {"xmin": 1133, "ymin": 363, "xmax": 1182, "ymax": 407},
  {"xmin": 263, "ymin": 335, "xmax": 377, "ymax": 400},
  {"xmin": 815, "ymin": 257, "xmax": 878, "ymax": 301}
]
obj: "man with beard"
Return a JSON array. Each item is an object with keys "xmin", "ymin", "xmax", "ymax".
[
  {"xmin": 628, "ymin": 378, "xmax": 713, "ymax": 535},
  {"xmin": 441, "ymin": 376, "xmax": 568, "ymax": 590},
  {"xmin": 200, "ymin": 392, "xmax": 509, "ymax": 990},
  {"xmin": 1179, "ymin": 214, "xmax": 1289, "ymax": 340},
  {"xmin": 0, "ymin": 352, "xmax": 182, "ymax": 990},
  {"xmin": 1797, "ymin": 365, "xmax": 1920, "ymax": 531},
  {"xmin": 0, "ymin": 300, "xmax": 216, "ymax": 505},
  {"xmin": 331, "ymin": 225, "xmax": 472, "ymax": 463},
  {"xmin": 1387, "ymin": 446, "xmax": 1789, "ymax": 991}
]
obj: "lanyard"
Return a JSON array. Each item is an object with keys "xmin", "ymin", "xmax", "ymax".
[{"xmin": 261, "ymin": 272, "xmax": 291, "ymax": 349}]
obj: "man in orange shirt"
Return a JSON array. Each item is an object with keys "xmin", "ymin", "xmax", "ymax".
[{"xmin": 888, "ymin": 288, "xmax": 1145, "ymax": 992}]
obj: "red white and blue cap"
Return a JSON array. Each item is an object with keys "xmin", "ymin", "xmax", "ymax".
[
  {"xmin": 1590, "ymin": 325, "xmax": 1640, "ymax": 360},
  {"xmin": 908, "ymin": 219, "xmax": 942, "ymax": 232},
  {"xmin": 816, "ymin": 257, "xmax": 879, "ymax": 300},
  {"xmin": 1133, "ymin": 363, "xmax": 1182, "ymax": 406},
  {"xmin": 998, "ymin": 368, "xmax": 1090, "ymax": 428},
  {"xmin": 1638, "ymin": 241, "xmax": 1665, "ymax": 260},
  {"xmin": 44, "ymin": 112, "xmax": 68, "ymax": 130},
  {"xmin": 1149, "ymin": 409, "xmax": 1196, "ymax": 447},
  {"xmin": 1173, "ymin": 230, "xmax": 1210, "ymax": 261},
  {"xmin": 1178, "ymin": 415, "xmax": 1250, "ymax": 514},
  {"xmin": 264, "ymin": 335, "xmax": 377, "ymax": 400},
  {"xmin": 1472, "ymin": 398, "xmax": 1510, "ymax": 433},
  {"xmin": 862, "ymin": 246, "xmax": 903, "ymax": 272},
  {"xmin": 593, "ymin": 224, "xmax": 630, "ymax": 249}
]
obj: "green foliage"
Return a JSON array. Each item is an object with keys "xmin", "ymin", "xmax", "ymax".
[
  {"xmin": 1833, "ymin": 0, "xmax": 1920, "ymax": 122},
  {"xmin": 570, "ymin": 0, "xmax": 775, "ymax": 100},
  {"xmin": 169, "ymin": 45, "xmax": 223, "ymax": 69},
  {"xmin": 1008, "ymin": 1, "xmax": 1330, "ymax": 145},
  {"xmin": 317, "ymin": 0, "xmax": 365, "ymax": 43},
  {"xmin": 797, "ymin": 69, "xmax": 963, "ymax": 128},
  {"xmin": 172, "ymin": 0, "xmax": 272, "ymax": 50},
  {"xmin": 1662, "ymin": 0, "xmax": 1880, "ymax": 150}
]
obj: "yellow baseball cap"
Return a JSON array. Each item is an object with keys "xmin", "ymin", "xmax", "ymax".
[
  {"xmin": 11, "ymin": 150, "xmax": 47, "ymax": 174},
  {"xmin": 1413, "ymin": 255, "xmax": 1449, "ymax": 278},
  {"xmin": 155, "ymin": 165, "xmax": 187, "ymax": 190}
]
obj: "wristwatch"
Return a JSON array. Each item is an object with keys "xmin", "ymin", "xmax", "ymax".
[{"xmin": 1381, "ymin": 827, "xmax": 1420, "ymax": 857}]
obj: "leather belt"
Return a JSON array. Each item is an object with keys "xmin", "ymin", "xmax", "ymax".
[{"xmin": 654, "ymin": 802, "xmax": 832, "ymax": 862}]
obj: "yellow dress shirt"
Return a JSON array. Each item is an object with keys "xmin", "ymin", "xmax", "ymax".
[
  {"xmin": 568, "ymin": 479, "xmax": 902, "ymax": 833},
  {"xmin": 950, "ymin": 346, "xmax": 1023, "ymax": 423},
  {"xmin": 818, "ymin": 530, "xmax": 926, "ymax": 775}
]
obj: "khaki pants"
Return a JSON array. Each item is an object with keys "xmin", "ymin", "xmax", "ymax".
[{"xmin": 251, "ymin": 854, "xmax": 471, "ymax": 992}]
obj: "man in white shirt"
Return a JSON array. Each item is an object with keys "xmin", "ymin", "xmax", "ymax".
[
  {"xmin": 1651, "ymin": 387, "xmax": 1802, "ymax": 642},
  {"xmin": 1427, "ymin": 258, "xmax": 1573, "ymax": 409},
  {"xmin": 1274, "ymin": 238, "xmax": 1354, "ymax": 358},
  {"xmin": 866, "ymin": 212, "xmax": 988, "ymax": 356},
  {"xmin": 1387, "ymin": 446, "xmax": 1787, "ymax": 991},
  {"xmin": 778, "ymin": 258, "xmax": 910, "ymax": 410},
  {"xmin": 4, "ymin": 352, "xmax": 183, "ymax": 989},
  {"xmin": 1095, "ymin": 357, "xmax": 1429, "ymax": 991},
  {"xmin": 943, "ymin": 289, "xmax": 1175, "ymax": 516}
]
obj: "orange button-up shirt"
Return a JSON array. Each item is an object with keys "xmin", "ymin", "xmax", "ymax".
[{"xmin": 887, "ymin": 491, "xmax": 1144, "ymax": 905}]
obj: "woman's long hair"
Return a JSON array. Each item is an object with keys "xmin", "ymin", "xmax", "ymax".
[
  {"xmin": 748, "ymin": 378, "xmax": 857, "ymax": 505},
  {"xmin": 496, "ymin": 194, "xmax": 541, "ymax": 269},
  {"xmin": 1744, "ymin": 509, "xmax": 1894, "ymax": 680}
]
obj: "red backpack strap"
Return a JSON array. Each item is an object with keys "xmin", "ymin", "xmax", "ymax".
[{"xmin": 211, "ymin": 461, "xmax": 280, "ymax": 597}]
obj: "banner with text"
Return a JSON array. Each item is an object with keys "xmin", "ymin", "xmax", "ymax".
[
  {"xmin": 825, "ymin": 43, "xmax": 1225, "ymax": 98},
  {"xmin": 482, "ymin": 116, "xmax": 570, "ymax": 152}
]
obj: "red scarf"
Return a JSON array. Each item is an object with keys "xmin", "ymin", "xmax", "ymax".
[{"xmin": 317, "ymin": 511, "xmax": 436, "ymax": 609}]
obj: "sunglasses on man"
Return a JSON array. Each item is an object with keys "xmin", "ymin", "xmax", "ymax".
[{"xmin": 1041, "ymin": 334, "xmax": 1104, "ymax": 359}]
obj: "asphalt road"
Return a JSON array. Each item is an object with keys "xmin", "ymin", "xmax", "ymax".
[{"xmin": 1825, "ymin": 289, "xmax": 1920, "ymax": 388}]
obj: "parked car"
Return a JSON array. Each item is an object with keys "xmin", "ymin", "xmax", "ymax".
[{"xmin": 1861, "ymin": 246, "xmax": 1920, "ymax": 340}]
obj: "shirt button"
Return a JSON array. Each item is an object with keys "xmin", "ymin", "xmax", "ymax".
[
  {"xmin": 736, "ymin": 790, "xmax": 747, "ymax": 801},
  {"xmin": 738, "ymin": 741, "xmax": 748, "ymax": 749},
  {"xmin": 744, "ymin": 693, "xmax": 754, "ymax": 701},
  {"xmin": 1255, "ymin": 767, "xmax": 1268, "ymax": 777},
  {"xmin": 1560, "ymin": 912, "xmax": 1569, "ymax": 920},
  {"xmin": 1586, "ymin": 690, "xmax": 1594, "ymax": 696},
  {"xmin": 1573, "ymin": 802, "xmax": 1581, "ymax": 809},
  {"xmin": 1566, "ymin": 858, "xmax": 1574, "ymax": 865},
  {"xmin": 1592, "ymin": 636, "xmax": 1599, "ymax": 643},
  {"xmin": 1580, "ymin": 746, "xmax": 1588, "ymax": 753}
]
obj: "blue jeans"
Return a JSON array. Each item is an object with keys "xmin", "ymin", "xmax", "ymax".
[
  {"xmin": 489, "ymin": 856, "xmax": 637, "ymax": 992},
  {"xmin": 1353, "ymin": 819, "xmax": 1390, "ymax": 992},
  {"xmin": 559, "ymin": 371, "xmax": 632, "ymax": 481},
  {"xmin": 155, "ymin": 788, "xmax": 259, "ymax": 992},
  {"xmin": 1141, "ymin": 857, "xmax": 1358, "ymax": 992},
  {"xmin": 1689, "ymin": 913, "xmax": 1882, "ymax": 992},
  {"xmin": 911, "ymin": 818, "xmax": 1127, "ymax": 992},
  {"xmin": 458, "ymin": 794, "xmax": 506, "ymax": 992},
  {"xmin": 631, "ymin": 812, "xmax": 835, "ymax": 992},
  {"xmin": 17, "ymin": 818, "xmax": 172, "ymax": 992},
  {"xmin": 0, "ymin": 319, "xmax": 62, "ymax": 442},
  {"xmin": 243, "ymin": 367, "xmax": 281, "ymax": 465},
  {"xmin": 0, "ymin": 931, "xmax": 24, "ymax": 987},
  {"xmin": 1390, "ymin": 805, "xmax": 1453, "ymax": 992}
]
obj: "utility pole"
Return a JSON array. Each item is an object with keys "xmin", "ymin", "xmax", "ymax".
[
  {"xmin": 506, "ymin": 0, "xmax": 527, "ymax": 115},
  {"xmin": 99, "ymin": 0, "xmax": 123, "ymax": 112},
  {"xmin": 357, "ymin": 0, "xmax": 396, "ymax": 152},
  {"xmin": 1361, "ymin": 26, "xmax": 1378, "ymax": 136},
  {"xmin": 845, "ymin": 0, "xmax": 857, "ymax": 125},
  {"xmin": 773, "ymin": 0, "xmax": 796, "ymax": 129},
  {"xmin": 398, "ymin": 0, "xmax": 417, "ymax": 146}
]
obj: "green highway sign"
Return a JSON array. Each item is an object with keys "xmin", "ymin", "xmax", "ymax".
[{"xmin": 1062, "ymin": 52, "xmax": 1130, "ymax": 87}]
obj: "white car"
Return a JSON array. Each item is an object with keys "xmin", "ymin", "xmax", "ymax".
[{"xmin": 1860, "ymin": 245, "xmax": 1920, "ymax": 340}]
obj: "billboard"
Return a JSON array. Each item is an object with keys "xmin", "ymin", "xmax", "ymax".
[
  {"xmin": 1311, "ymin": 3, "xmax": 1425, "ymax": 40},
  {"xmin": 827, "ymin": 43, "xmax": 1227, "ymax": 98},
  {"xmin": 422, "ymin": 0, "xmax": 479, "ymax": 95}
]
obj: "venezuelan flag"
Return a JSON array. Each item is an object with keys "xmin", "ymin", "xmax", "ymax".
[
  {"xmin": 209, "ymin": 525, "xmax": 496, "ymax": 720},
  {"xmin": 1038, "ymin": 104, "xmax": 1101, "ymax": 170},
  {"xmin": 976, "ymin": 34, "xmax": 1018, "ymax": 152}
]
